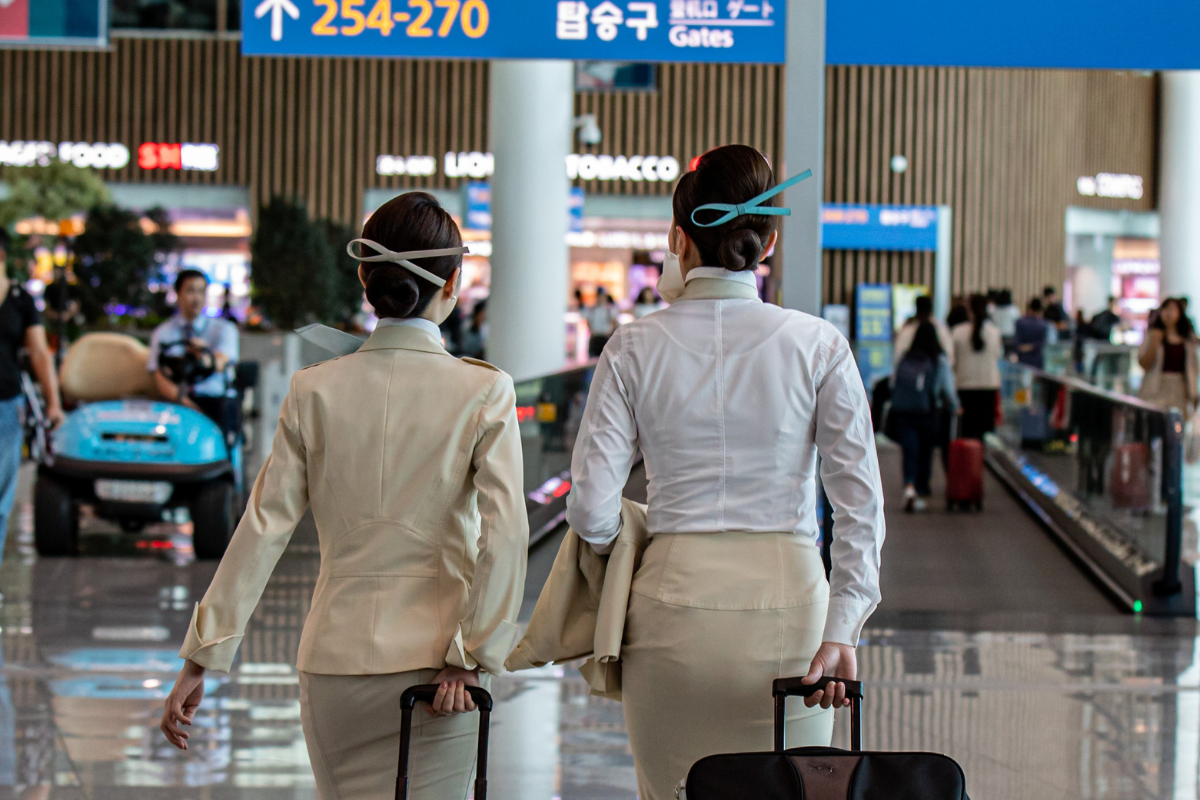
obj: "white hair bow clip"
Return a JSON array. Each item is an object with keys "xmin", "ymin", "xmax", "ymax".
[{"xmin": 346, "ymin": 239, "xmax": 469, "ymax": 287}]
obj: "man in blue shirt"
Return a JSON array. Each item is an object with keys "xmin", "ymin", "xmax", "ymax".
[
  {"xmin": 1013, "ymin": 297, "xmax": 1050, "ymax": 370},
  {"xmin": 147, "ymin": 270, "xmax": 239, "ymax": 429}
]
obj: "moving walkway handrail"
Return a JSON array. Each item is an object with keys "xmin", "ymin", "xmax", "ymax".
[
  {"xmin": 1009, "ymin": 363, "xmax": 1186, "ymax": 598},
  {"xmin": 1021, "ymin": 365, "xmax": 1169, "ymax": 415}
]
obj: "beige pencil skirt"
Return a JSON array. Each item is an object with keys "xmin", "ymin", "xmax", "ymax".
[
  {"xmin": 299, "ymin": 668, "xmax": 488, "ymax": 800},
  {"xmin": 621, "ymin": 531, "xmax": 835, "ymax": 800}
]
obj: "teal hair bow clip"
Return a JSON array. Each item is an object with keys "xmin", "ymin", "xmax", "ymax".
[{"xmin": 689, "ymin": 169, "xmax": 814, "ymax": 228}]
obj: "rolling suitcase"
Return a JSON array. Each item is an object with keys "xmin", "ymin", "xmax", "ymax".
[
  {"xmin": 395, "ymin": 684, "xmax": 492, "ymax": 800},
  {"xmin": 946, "ymin": 421, "xmax": 985, "ymax": 511},
  {"xmin": 1110, "ymin": 442, "xmax": 1151, "ymax": 509},
  {"xmin": 1019, "ymin": 403, "xmax": 1049, "ymax": 447},
  {"xmin": 683, "ymin": 677, "xmax": 969, "ymax": 800}
]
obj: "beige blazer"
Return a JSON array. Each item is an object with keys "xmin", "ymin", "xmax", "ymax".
[
  {"xmin": 1138, "ymin": 334, "xmax": 1200, "ymax": 412},
  {"xmin": 179, "ymin": 324, "xmax": 529, "ymax": 676},
  {"xmin": 505, "ymin": 499, "xmax": 648, "ymax": 700}
]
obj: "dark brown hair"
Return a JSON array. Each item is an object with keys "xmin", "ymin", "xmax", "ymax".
[
  {"xmin": 359, "ymin": 192, "xmax": 462, "ymax": 319},
  {"xmin": 1151, "ymin": 297, "xmax": 1196, "ymax": 339},
  {"xmin": 969, "ymin": 293, "xmax": 990, "ymax": 352},
  {"xmin": 908, "ymin": 321, "xmax": 944, "ymax": 360},
  {"xmin": 672, "ymin": 144, "xmax": 778, "ymax": 271}
]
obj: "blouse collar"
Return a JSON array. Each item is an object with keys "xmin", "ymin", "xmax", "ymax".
[
  {"xmin": 683, "ymin": 266, "xmax": 758, "ymax": 286},
  {"xmin": 677, "ymin": 266, "xmax": 761, "ymax": 302},
  {"xmin": 376, "ymin": 316, "xmax": 442, "ymax": 338}
]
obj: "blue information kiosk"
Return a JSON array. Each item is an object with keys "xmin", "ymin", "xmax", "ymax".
[{"xmin": 820, "ymin": 204, "xmax": 953, "ymax": 389}]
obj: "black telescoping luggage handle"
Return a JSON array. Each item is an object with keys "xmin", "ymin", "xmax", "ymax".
[
  {"xmin": 396, "ymin": 684, "xmax": 493, "ymax": 800},
  {"xmin": 772, "ymin": 677, "xmax": 864, "ymax": 753}
]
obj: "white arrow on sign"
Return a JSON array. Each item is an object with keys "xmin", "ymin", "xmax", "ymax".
[{"xmin": 254, "ymin": 0, "xmax": 300, "ymax": 41}]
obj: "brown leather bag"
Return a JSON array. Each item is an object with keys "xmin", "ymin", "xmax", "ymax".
[{"xmin": 684, "ymin": 677, "xmax": 969, "ymax": 800}]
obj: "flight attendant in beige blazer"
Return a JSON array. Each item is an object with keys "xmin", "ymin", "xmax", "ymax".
[
  {"xmin": 563, "ymin": 145, "xmax": 886, "ymax": 800},
  {"xmin": 159, "ymin": 192, "xmax": 529, "ymax": 800}
]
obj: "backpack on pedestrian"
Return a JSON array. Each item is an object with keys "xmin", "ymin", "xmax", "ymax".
[{"xmin": 890, "ymin": 352, "xmax": 937, "ymax": 414}]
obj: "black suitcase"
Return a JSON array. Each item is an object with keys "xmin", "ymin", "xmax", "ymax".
[
  {"xmin": 684, "ymin": 677, "xmax": 969, "ymax": 800},
  {"xmin": 395, "ymin": 684, "xmax": 493, "ymax": 800}
]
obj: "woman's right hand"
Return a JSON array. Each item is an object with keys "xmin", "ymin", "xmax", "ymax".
[
  {"xmin": 800, "ymin": 642, "xmax": 858, "ymax": 709},
  {"xmin": 1139, "ymin": 328, "xmax": 1164, "ymax": 369},
  {"xmin": 161, "ymin": 659, "xmax": 207, "ymax": 750}
]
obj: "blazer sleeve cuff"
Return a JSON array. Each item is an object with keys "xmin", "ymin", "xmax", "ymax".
[
  {"xmin": 821, "ymin": 597, "xmax": 876, "ymax": 647},
  {"xmin": 445, "ymin": 619, "xmax": 521, "ymax": 676},
  {"xmin": 178, "ymin": 603, "xmax": 244, "ymax": 673}
]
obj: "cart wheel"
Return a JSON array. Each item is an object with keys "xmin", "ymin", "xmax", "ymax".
[
  {"xmin": 34, "ymin": 474, "xmax": 79, "ymax": 556},
  {"xmin": 192, "ymin": 481, "xmax": 235, "ymax": 560}
]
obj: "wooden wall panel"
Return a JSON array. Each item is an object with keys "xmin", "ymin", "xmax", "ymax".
[
  {"xmin": 0, "ymin": 40, "xmax": 1156, "ymax": 306},
  {"xmin": 573, "ymin": 62, "xmax": 784, "ymax": 197},
  {"xmin": 821, "ymin": 66, "xmax": 1156, "ymax": 307},
  {"xmin": 0, "ymin": 40, "xmax": 498, "ymax": 224}
]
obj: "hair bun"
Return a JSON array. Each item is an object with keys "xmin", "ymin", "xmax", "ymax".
[
  {"xmin": 718, "ymin": 229, "xmax": 763, "ymax": 271},
  {"xmin": 365, "ymin": 264, "xmax": 419, "ymax": 319}
]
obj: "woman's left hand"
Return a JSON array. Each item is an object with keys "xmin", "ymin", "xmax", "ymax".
[
  {"xmin": 426, "ymin": 666, "xmax": 481, "ymax": 717},
  {"xmin": 161, "ymin": 660, "xmax": 207, "ymax": 750}
]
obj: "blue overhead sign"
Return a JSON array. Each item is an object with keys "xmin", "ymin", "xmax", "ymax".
[
  {"xmin": 827, "ymin": 0, "xmax": 1200, "ymax": 70},
  {"xmin": 244, "ymin": 0, "xmax": 785, "ymax": 63},
  {"xmin": 855, "ymin": 284, "xmax": 892, "ymax": 343},
  {"xmin": 823, "ymin": 205, "xmax": 939, "ymax": 252}
]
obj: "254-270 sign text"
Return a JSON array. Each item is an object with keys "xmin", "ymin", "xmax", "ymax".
[{"xmin": 244, "ymin": 0, "xmax": 784, "ymax": 63}]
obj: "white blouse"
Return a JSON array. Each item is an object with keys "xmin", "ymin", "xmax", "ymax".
[{"xmin": 565, "ymin": 267, "xmax": 885, "ymax": 646}]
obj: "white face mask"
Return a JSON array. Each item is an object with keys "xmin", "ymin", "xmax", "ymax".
[{"xmin": 657, "ymin": 249, "xmax": 686, "ymax": 304}]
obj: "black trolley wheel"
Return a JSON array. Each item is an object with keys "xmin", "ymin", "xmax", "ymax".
[
  {"xmin": 191, "ymin": 481, "xmax": 236, "ymax": 560},
  {"xmin": 33, "ymin": 474, "xmax": 79, "ymax": 556}
]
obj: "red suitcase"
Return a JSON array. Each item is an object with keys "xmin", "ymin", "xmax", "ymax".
[
  {"xmin": 946, "ymin": 437, "xmax": 985, "ymax": 511},
  {"xmin": 1110, "ymin": 443, "xmax": 1151, "ymax": 509}
]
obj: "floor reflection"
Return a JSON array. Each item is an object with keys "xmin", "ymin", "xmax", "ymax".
[{"xmin": 0, "ymin": 466, "xmax": 1195, "ymax": 799}]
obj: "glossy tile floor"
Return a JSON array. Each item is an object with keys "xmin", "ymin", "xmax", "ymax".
[{"xmin": 0, "ymin": 462, "xmax": 1198, "ymax": 800}]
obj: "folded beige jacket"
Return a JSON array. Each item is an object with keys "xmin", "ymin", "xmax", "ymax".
[{"xmin": 505, "ymin": 499, "xmax": 648, "ymax": 700}]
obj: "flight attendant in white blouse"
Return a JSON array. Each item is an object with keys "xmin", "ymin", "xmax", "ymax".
[
  {"xmin": 158, "ymin": 192, "xmax": 529, "ymax": 800},
  {"xmin": 564, "ymin": 145, "xmax": 886, "ymax": 799}
]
